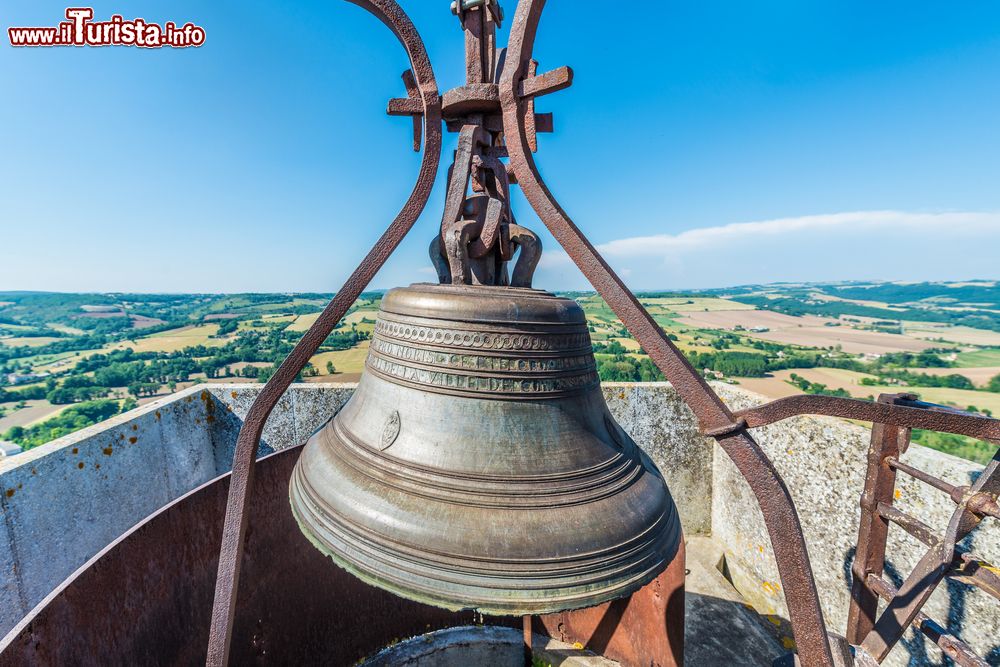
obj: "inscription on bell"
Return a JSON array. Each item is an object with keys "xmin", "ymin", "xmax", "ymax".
[{"xmin": 380, "ymin": 411, "xmax": 401, "ymax": 451}]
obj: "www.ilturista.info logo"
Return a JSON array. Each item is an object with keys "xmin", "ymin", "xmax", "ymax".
[{"xmin": 8, "ymin": 8, "xmax": 205, "ymax": 48}]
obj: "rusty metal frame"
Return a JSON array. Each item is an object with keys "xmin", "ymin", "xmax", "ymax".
[
  {"xmin": 840, "ymin": 393, "xmax": 999, "ymax": 666},
  {"xmin": 735, "ymin": 391, "xmax": 999, "ymax": 664},
  {"xmin": 205, "ymin": 1, "xmax": 1000, "ymax": 665}
]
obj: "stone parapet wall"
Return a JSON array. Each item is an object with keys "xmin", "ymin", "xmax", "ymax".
[
  {"xmin": 0, "ymin": 382, "xmax": 996, "ymax": 665},
  {"xmin": 709, "ymin": 385, "xmax": 1000, "ymax": 666}
]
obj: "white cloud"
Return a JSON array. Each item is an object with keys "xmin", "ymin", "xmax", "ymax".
[
  {"xmin": 595, "ymin": 210, "xmax": 1000, "ymax": 259},
  {"xmin": 534, "ymin": 210, "xmax": 1000, "ymax": 290}
]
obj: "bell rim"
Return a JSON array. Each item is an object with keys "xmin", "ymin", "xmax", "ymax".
[{"xmin": 289, "ymin": 469, "xmax": 682, "ymax": 616}]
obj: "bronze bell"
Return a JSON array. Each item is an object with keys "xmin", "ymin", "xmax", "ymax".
[
  {"xmin": 290, "ymin": 138, "xmax": 682, "ymax": 616},
  {"xmin": 289, "ymin": 280, "xmax": 683, "ymax": 615}
]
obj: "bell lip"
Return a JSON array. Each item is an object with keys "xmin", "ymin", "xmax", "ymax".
[
  {"xmin": 289, "ymin": 484, "xmax": 683, "ymax": 617},
  {"xmin": 380, "ymin": 283, "xmax": 587, "ymax": 326}
]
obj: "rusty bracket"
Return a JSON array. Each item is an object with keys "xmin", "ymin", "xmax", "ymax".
[
  {"xmin": 701, "ymin": 418, "xmax": 748, "ymax": 439},
  {"xmin": 837, "ymin": 393, "xmax": 1000, "ymax": 664},
  {"xmin": 861, "ymin": 448, "xmax": 999, "ymax": 662},
  {"xmin": 386, "ymin": 69, "xmax": 425, "ymax": 151}
]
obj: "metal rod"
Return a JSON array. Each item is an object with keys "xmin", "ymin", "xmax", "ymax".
[
  {"xmin": 734, "ymin": 394, "xmax": 1000, "ymax": 444},
  {"xmin": 523, "ymin": 615, "xmax": 533, "ymax": 667},
  {"xmin": 866, "ymin": 575, "xmax": 989, "ymax": 667},
  {"xmin": 876, "ymin": 502, "xmax": 938, "ymax": 547},
  {"xmin": 886, "ymin": 457, "xmax": 958, "ymax": 496}
]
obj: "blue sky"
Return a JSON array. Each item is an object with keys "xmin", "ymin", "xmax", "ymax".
[{"xmin": 2, "ymin": 1, "xmax": 999, "ymax": 293}]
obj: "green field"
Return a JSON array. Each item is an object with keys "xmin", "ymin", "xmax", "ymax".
[
  {"xmin": 640, "ymin": 296, "xmax": 755, "ymax": 312},
  {"xmin": 955, "ymin": 348, "xmax": 1000, "ymax": 368},
  {"xmin": 3, "ymin": 283, "xmax": 1000, "ymax": 463},
  {"xmin": 311, "ymin": 341, "xmax": 371, "ymax": 377},
  {"xmin": 106, "ymin": 324, "xmax": 226, "ymax": 353},
  {"xmin": 236, "ymin": 314, "xmax": 297, "ymax": 331},
  {"xmin": 0, "ymin": 336, "xmax": 64, "ymax": 348}
]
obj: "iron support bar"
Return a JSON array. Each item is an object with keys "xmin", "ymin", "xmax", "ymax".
[
  {"xmin": 498, "ymin": 1, "xmax": 834, "ymax": 664},
  {"xmin": 886, "ymin": 457, "xmax": 958, "ymax": 496},
  {"xmin": 734, "ymin": 394, "xmax": 1000, "ymax": 444},
  {"xmin": 204, "ymin": 2, "xmax": 443, "ymax": 664},
  {"xmin": 846, "ymin": 394, "xmax": 909, "ymax": 645},
  {"xmin": 876, "ymin": 502, "xmax": 937, "ymax": 547}
]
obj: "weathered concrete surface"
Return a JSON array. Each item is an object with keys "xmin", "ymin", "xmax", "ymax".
[
  {"xmin": 209, "ymin": 383, "xmax": 355, "ymax": 457},
  {"xmin": 361, "ymin": 625, "xmax": 618, "ymax": 666},
  {"xmin": 0, "ymin": 394, "xmax": 188, "ymax": 634},
  {"xmin": 0, "ymin": 381, "xmax": 997, "ymax": 666},
  {"xmin": 710, "ymin": 384, "xmax": 1000, "ymax": 667}
]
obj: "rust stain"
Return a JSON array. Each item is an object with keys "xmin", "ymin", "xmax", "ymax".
[
  {"xmin": 102, "ymin": 447, "xmax": 113, "ymax": 456},
  {"xmin": 231, "ymin": 391, "xmax": 238, "ymax": 399},
  {"xmin": 195, "ymin": 418, "xmax": 201, "ymax": 425},
  {"xmin": 204, "ymin": 394, "xmax": 217, "ymax": 424},
  {"xmin": 4, "ymin": 489, "xmax": 13, "ymax": 498},
  {"xmin": 77, "ymin": 462, "xmax": 84, "ymax": 470},
  {"xmin": 129, "ymin": 437, "xmax": 137, "ymax": 444},
  {"xmin": 71, "ymin": 448, "xmax": 79, "ymax": 455},
  {"xmin": 155, "ymin": 410, "xmax": 162, "ymax": 421},
  {"xmin": 201, "ymin": 390, "xmax": 210, "ymax": 401},
  {"xmin": 131, "ymin": 425, "xmax": 138, "ymax": 432}
]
